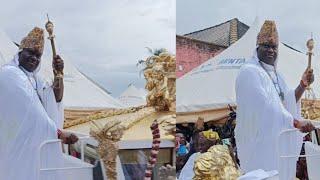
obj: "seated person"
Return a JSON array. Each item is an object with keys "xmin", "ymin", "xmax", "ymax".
[
  {"xmin": 178, "ymin": 129, "xmax": 220, "ymax": 180},
  {"xmin": 176, "ymin": 133, "xmax": 190, "ymax": 156}
]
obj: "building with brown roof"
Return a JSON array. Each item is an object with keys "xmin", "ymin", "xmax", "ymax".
[{"xmin": 176, "ymin": 18, "xmax": 249, "ymax": 78}]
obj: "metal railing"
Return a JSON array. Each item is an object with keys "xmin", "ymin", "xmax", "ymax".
[
  {"xmin": 278, "ymin": 125, "xmax": 320, "ymax": 179},
  {"xmin": 37, "ymin": 136, "xmax": 94, "ymax": 180},
  {"xmin": 278, "ymin": 125, "xmax": 320, "ymax": 158}
]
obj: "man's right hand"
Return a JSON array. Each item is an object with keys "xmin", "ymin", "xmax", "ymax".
[
  {"xmin": 59, "ymin": 131, "xmax": 79, "ymax": 144},
  {"xmin": 294, "ymin": 120, "xmax": 315, "ymax": 133},
  {"xmin": 52, "ymin": 55, "xmax": 64, "ymax": 75},
  {"xmin": 301, "ymin": 68, "xmax": 314, "ymax": 87}
]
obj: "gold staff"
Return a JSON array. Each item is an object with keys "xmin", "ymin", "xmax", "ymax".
[
  {"xmin": 304, "ymin": 35, "xmax": 316, "ymax": 102},
  {"xmin": 45, "ymin": 14, "xmax": 63, "ymax": 84},
  {"xmin": 306, "ymin": 36, "xmax": 314, "ymax": 89}
]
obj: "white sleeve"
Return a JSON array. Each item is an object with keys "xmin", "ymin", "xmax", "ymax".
[
  {"xmin": 283, "ymin": 89, "xmax": 302, "ymax": 120},
  {"xmin": 39, "ymin": 81, "xmax": 64, "ymax": 129}
]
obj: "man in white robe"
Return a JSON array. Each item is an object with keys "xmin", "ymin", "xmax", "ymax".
[
  {"xmin": 235, "ymin": 20, "xmax": 315, "ymax": 179},
  {"xmin": 0, "ymin": 27, "xmax": 78, "ymax": 180}
]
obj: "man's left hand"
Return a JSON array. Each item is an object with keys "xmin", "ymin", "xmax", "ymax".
[
  {"xmin": 60, "ymin": 131, "xmax": 79, "ymax": 144},
  {"xmin": 295, "ymin": 120, "xmax": 315, "ymax": 133},
  {"xmin": 53, "ymin": 55, "xmax": 64, "ymax": 73},
  {"xmin": 301, "ymin": 68, "xmax": 314, "ymax": 87}
]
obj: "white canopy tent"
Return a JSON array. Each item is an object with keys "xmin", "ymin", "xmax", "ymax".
[
  {"xmin": 0, "ymin": 30, "xmax": 17, "ymax": 65},
  {"xmin": 0, "ymin": 29, "xmax": 124, "ymax": 110},
  {"xmin": 177, "ymin": 18, "xmax": 320, "ymax": 123},
  {"xmin": 139, "ymin": 88, "xmax": 148, "ymax": 98},
  {"xmin": 118, "ymin": 84, "xmax": 147, "ymax": 107}
]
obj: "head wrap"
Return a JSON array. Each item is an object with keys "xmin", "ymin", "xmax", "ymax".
[
  {"xmin": 19, "ymin": 27, "xmax": 44, "ymax": 54},
  {"xmin": 201, "ymin": 129, "xmax": 220, "ymax": 140},
  {"xmin": 257, "ymin": 20, "xmax": 279, "ymax": 46}
]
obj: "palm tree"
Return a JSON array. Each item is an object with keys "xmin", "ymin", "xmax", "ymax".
[
  {"xmin": 137, "ymin": 47, "xmax": 168, "ymax": 66},
  {"xmin": 137, "ymin": 47, "xmax": 169, "ymax": 76}
]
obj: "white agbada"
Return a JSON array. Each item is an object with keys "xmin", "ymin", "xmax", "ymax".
[
  {"xmin": 0, "ymin": 54, "xmax": 64, "ymax": 180},
  {"xmin": 178, "ymin": 152, "xmax": 200, "ymax": 180},
  {"xmin": 235, "ymin": 50, "xmax": 304, "ymax": 179}
]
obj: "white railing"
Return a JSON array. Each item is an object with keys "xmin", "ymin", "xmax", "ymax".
[
  {"xmin": 278, "ymin": 125, "xmax": 320, "ymax": 159},
  {"xmin": 278, "ymin": 125, "xmax": 320, "ymax": 179},
  {"xmin": 38, "ymin": 136, "xmax": 94, "ymax": 180}
]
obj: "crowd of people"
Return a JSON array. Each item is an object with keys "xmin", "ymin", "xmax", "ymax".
[{"xmin": 176, "ymin": 108, "xmax": 238, "ymax": 179}]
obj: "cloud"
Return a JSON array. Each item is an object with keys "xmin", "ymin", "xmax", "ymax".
[{"xmin": 81, "ymin": 63, "xmax": 146, "ymax": 97}]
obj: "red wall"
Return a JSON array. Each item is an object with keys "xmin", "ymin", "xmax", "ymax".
[{"xmin": 176, "ymin": 36, "xmax": 225, "ymax": 78}]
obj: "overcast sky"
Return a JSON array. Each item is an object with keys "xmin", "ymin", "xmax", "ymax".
[
  {"xmin": 177, "ymin": 0, "xmax": 320, "ymax": 53},
  {"xmin": 0, "ymin": 0, "xmax": 175, "ymax": 97}
]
